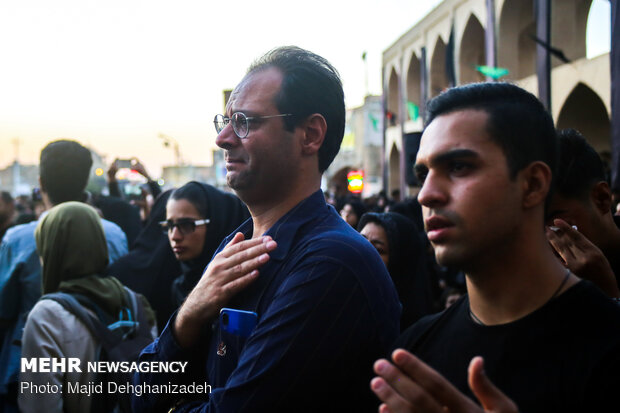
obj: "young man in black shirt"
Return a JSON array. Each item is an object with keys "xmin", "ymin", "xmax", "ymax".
[{"xmin": 371, "ymin": 83, "xmax": 620, "ymax": 413}]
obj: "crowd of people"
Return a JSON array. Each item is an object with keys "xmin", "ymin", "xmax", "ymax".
[{"xmin": 0, "ymin": 45, "xmax": 619, "ymax": 413}]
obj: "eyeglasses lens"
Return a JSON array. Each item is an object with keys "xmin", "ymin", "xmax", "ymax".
[
  {"xmin": 177, "ymin": 222, "xmax": 195, "ymax": 235},
  {"xmin": 162, "ymin": 220, "xmax": 196, "ymax": 235},
  {"xmin": 214, "ymin": 114, "xmax": 227, "ymax": 134},
  {"xmin": 232, "ymin": 112, "xmax": 248, "ymax": 138}
]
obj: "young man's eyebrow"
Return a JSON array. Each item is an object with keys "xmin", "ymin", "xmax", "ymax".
[
  {"xmin": 432, "ymin": 148, "xmax": 479, "ymax": 164},
  {"xmin": 414, "ymin": 149, "xmax": 479, "ymax": 174},
  {"xmin": 414, "ymin": 149, "xmax": 480, "ymax": 167}
]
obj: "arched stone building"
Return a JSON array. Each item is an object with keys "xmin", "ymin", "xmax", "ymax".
[{"xmin": 383, "ymin": 0, "xmax": 615, "ymax": 196}]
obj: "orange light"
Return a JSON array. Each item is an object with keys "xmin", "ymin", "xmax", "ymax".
[
  {"xmin": 347, "ymin": 170, "xmax": 364, "ymax": 193},
  {"xmin": 95, "ymin": 168, "xmax": 104, "ymax": 176}
]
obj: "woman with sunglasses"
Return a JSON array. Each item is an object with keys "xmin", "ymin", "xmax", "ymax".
[
  {"xmin": 107, "ymin": 182, "xmax": 248, "ymax": 333},
  {"xmin": 163, "ymin": 181, "xmax": 250, "ymax": 307}
]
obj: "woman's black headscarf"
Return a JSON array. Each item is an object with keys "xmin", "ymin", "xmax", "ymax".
[
  {"xmin": 358, "ymin": 212, "xmax": 435, "ymax": 330},
  {"xmin": 105, "ymin": 189, "xmax": 179, "ymax": 332},
  {"xmin": 168, "ymin": 182, "xmax": 250, "ymax": 306}
]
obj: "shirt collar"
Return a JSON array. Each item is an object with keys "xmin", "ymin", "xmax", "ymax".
[{"xmin": 233, "ymin": 190, "xmax": 328, "ymax": 261}]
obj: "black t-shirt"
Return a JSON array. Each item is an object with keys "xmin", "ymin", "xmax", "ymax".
[
  {"xmin": 394, "ymin": 281, "xmax": 620, "ymax": 412},
  {"xmin": 611, "ymin": 215, "xmax": 620, "ymax": 284}
]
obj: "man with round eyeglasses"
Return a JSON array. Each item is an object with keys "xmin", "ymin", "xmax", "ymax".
[
  {"xmin": 133, "ymin": 46, "xmax": 400, "ymax": 413},
  {"xmin": 214, "ymin": 112, "xmax": 293, "ymax": 139}
]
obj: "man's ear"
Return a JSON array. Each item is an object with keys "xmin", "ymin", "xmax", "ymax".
[
  {"xmin": 590, "ymin": 181, "xmax": 612, "ymax": 215},
  {"xmin": 521, "ymin": 161, "xmax": 552, "ymax": 209},
  {"xmin": 299, "ymin": 113, "xmax": 327, "ymax": 156},
  {"xmin": 38, "ymin": 177, "xmax": 53, "ymax": 209}
]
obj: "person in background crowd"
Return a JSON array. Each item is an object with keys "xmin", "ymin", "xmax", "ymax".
[
  {"xmin": 18, "ymin": 202, "xmax": 155, "ymax": 413},
  {"xmin": 107, "ymin": 158, "xmax": 161, "ymax": 217},
  {"xmin": 94, "ymin": 156, "xmax": 163, "ymax": 246},
  {"xmin": 371, "ymin": 82, "xmax": 620, "ymax": 412},
  {"xmin": 31, "ymin": 188, "xmax": 45, "ymax": 219},
  {"xmin": 93, "ymin": 194, "xmax": 143, "ymax": 247},
  {"xmin": 340, "ymin": 196, "xmax": 367, "ymax": 229},
  {"xmin": 0, "ymin": 140, "xmax": 128, "ymax": 413},
  {"xmin": 164, "ymin": 181, "xmax": 250, "ymax": 306},
  {"xmin": 391, "ymin": 189, "xmax": 401, "ymax": 204},
  {"xmin": 133, "ymin": 46, "xmax": 399, "ymax": 413},
  {"xmin": 13, "ymin": 194, "xmax": 37, "ymax": 225},
  {"xmin": 389, "ymin": 198, "xmax": 424, "ymax": 231},
  {"xmin": 546, "ymin": 128, "xmax": 620, "ymax": 297},
  {"xmin": 106, "ymin": 190, "xmax": 180, "ymax": 332},
  {"xmin": 0, "ymin": 192, "xmax": 15, "ymax": 241},
  {"xmin": 359, "ymin": 212, "xmax": 437, "ymax": 330},
  {"xmin": 376, "ymin": 190, "xmax": 391, "ymax": 212}
]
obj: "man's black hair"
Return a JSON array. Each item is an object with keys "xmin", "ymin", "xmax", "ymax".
[
  {"xmin": 39, "ymin": 140, "xmax": 93, "ymax": 205},
  {"xmin": 425, "ymin": 82, "xmax": 557, "ymax": 179},
  {"xmin": 554, "ymin": 128, "xmax": 606, "ymax": 200},
  {"xmin": 247, "ymin": 46, "xmax": 345, "ymax": 173}
]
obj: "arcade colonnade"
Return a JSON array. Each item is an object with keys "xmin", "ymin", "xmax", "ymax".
[{"xmin": 383, "ymin": 0, "xmax": 615, "ymax": 196}]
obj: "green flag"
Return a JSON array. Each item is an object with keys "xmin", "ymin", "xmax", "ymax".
[
  {"xmin": 369, "ymin": 113, "xmax": 379, "ymax": 131},
  {"xmin": 407, "ymin": 102, "xmax": 419, "ymax": 121},
  {"xmin": 475, "ymin": 65, "xmax": 509, "ymax": 80}
]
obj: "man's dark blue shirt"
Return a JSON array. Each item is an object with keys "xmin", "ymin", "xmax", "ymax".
[{"xmin": 132, "ymin": 190, "xmax": 401, "ymax": 412}]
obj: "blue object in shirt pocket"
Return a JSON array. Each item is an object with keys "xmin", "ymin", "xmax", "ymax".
[{"xmin": 219, "ymin": 308, "xmax": 258, "ymax": 338}]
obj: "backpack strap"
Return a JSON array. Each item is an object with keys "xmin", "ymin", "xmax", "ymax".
[
  {"xmin": 40, "ymin": 292, "xmax": 108, "ymax": 341},
  {"xmin": 40, "ymin": 292, "xmax": 124, "ymax": 349}
]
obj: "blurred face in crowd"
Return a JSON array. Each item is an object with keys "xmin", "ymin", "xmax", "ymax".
[
  {"xmin": 340, "ymin": 204, "xmax": 359, "ymax": 228},
  {"xmin": 165, "ymin": 198, "xmax": 206, "ymax": 261},
  {"xmin": 360, "ymin": 222, "xmax": 390, "ymax": 268},
  {"xmin": 546, "ymin": 189, "xmax": 609, "ymax": 250},
  {"xmin": 0, "ymin": 197, "xmax": 14, "ymax": 225},
  {"xmin": 415, "ymin": 110, "xmax": 522, "ymax": 269}
]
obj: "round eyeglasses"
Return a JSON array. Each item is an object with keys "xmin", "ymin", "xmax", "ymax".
[
  {"xmin": 159, "ymin": 218, "xmax": 210, "ymax": 235},
  {"xmin": 214, "ymin": 112, "xmax": 292, "ymax": 139}
]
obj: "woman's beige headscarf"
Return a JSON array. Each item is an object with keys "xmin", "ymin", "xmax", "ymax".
[{"xmin": 35, "ymin": 202, "xmax": 127, "ymax": 316}]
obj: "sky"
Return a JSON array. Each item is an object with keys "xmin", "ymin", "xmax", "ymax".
[{"xmin": 0, "ymin": 0, "xmax": 611, "ymax": 176}]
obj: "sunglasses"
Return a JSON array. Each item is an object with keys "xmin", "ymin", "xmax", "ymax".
[{"xmin": 159, "ymin": 218, "xmax": 210, "ymax": 235}]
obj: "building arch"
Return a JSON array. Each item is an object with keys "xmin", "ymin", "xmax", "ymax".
[
  {"xmin": 405, "ymin": 52, "xmax": 421, "ymax": 120},
  {"xmin": 459, "ymin": 14, "xmax": 485, "ymax": 84},
  {"xmin": 551, "ymin": 0, "xmax": 591, "ymax": 66},
  {"xmin": 498, "ymin": 0, "xmax": 535, "ymax": 80},
  {"xmin": 387, "ymin": 68, "xmax": 400, "ymax": 126},
  {"xmin": 556, "ymin": 82, "xmax": 610, "ymax": 151},
  {"xmin": 430, "ymin": 36, "xmax": 449, "ymax": 97},
  {"xmin": 389, "ymin": 144, "xmax": 401, "ymax": 195}
]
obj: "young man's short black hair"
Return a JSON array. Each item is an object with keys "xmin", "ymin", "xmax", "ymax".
[
  {"xmin": 553, "ymin": 128, "xmax": 606, "ymax": 200},
  {"xmin": 39, "ymin": 140, "xmax": 93, "ymax": 205},
  {"xmin": 425, "ymin": 82, "xmax": 557, "ymax": 179},
  {"xmin": 248, "ymin": 46, "xmax": 345, "ymax": 173}
]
